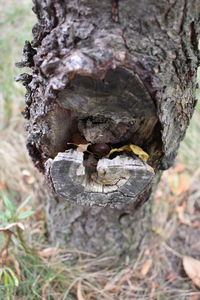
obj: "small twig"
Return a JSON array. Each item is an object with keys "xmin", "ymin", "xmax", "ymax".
[{"xmin": 163, "ymin": 243, "xmax": 183, "ymax": 258}]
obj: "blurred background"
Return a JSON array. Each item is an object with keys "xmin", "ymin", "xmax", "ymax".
[{"xmin": 0, "ymin": 0, "xmax": 200, "ymax": 299}]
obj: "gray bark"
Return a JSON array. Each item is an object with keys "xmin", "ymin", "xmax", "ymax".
[{"xmin": 17, "ymin": 0, "xmax": 199, "ymax": 255}]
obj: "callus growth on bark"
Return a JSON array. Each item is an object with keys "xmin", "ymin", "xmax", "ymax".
[{"xmin": 18, "ymin": 0, "xmax": 199, "ymax": 209}]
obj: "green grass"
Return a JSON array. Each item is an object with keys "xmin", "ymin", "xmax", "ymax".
[
  {"xmin": 10, "ymin": 253, "xmax": 70, "ymax": 300},
  {"xmin": 0, "ymin": 0, "xmax": 35, "ymax": 127}
]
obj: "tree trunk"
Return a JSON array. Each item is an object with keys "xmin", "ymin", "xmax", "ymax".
[{"xmin": 17, "ymin": 0, "xmax": 199, "ymax": 256}]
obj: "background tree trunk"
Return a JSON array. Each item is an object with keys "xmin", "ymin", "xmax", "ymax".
[{"xmin": 17, "ymin": 0, "xmax": 199, "ymax": 256}]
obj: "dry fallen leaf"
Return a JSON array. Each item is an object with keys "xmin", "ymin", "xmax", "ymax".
[
  {"xmin": 0, "ymin": 222, "xmax": 25, "ymax": 231},
  {"xmin": 77, "ymin": 143, "xmax": 91, "ymax": 152},
  {"xmin": 37, "ymin": 247, "xmax": 60, "ymax": 258},
  {"xmin": 22, "ymin": 169, "xmax": 35, "ymax": 184},
  {"xmin": 8, "ymin": 255, "xmax": 21, "ymax": 277},
  {"xmin": 67, "ymin": 142, "xmax": 91, "ymax": 152},
  {"xmin": 191, "ymin": 221, "xmax": 200, "ymax": 228},
  {"xmin": 140, "ymin": 259, "xmax": 152, "ymax": 276},
  {"xmin": 42, "ymin": 281, "xmax": 50, "ymax": 300},
  {"xmin": 165, "ymin": 271, "xmax": 176, "ymax": 282},
  {"xmin": 149, "ymin": 280, "xmax": 156, "ymax": 300},
  {"xmin": 183, "ymin": 256, "xmax": 200, "ymax": 288},
  {"xmin": 0, "ymin": 183, "xmax": 5, "ymax": 190},
  {"xmin": 168, "ymin": 172, "xmax": 191, "ymax": 196},
  {"xmin": 77, "ymin": 280, "xmax": 85, "ymax": 300},
  {"xmin": 107, "ymin": 144, "xmax": 149, "ymax": 162},
  {"xmin": 173, "ymin": 163, "xmax": 186, "ymax": 173},
  {"xmin": 189, "ymin": 295, "xmax": 200, "ymax": 300},
  {"xmin": 176, "ymin": 203, "xmax": 191, "ymax": 225}
]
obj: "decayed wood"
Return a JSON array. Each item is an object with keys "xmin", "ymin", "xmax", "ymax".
[
  {"xmin": 18, "ymin": 0, "xmax": 199, "ymax": 254},
  {"xmin": 45, "ymin": 150, "xmax": 154, "ymax": 208}
]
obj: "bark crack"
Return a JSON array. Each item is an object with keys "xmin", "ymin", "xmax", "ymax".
[
  {"xmin": 111, "ymin": 0, "xmax": 119, "ymax": 23},
  {"xmin": 179, "ymin": 0, "xmax": 187, "ymax": 34}
]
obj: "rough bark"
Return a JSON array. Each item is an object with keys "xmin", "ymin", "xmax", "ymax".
[{"xmin": 17, "ymin": 0, "xmax": 199, "ymax": 255}]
